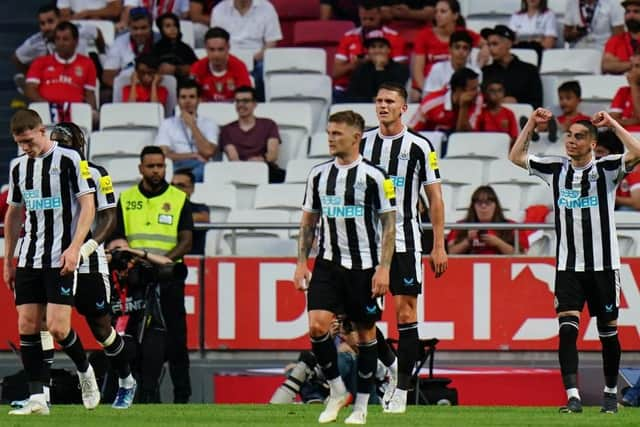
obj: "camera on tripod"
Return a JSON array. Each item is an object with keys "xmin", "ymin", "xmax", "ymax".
[{"xmin": 109, "ymin": 249, "xmax": 188, "ymax": 289}]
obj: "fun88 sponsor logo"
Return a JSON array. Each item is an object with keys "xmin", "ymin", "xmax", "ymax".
[
  {"xmin": 321, "ymin": 195, "xmax": 364, "ymax": 218},
  {"xmin": 389, "ymin": 175, "xmax": 405, "ymax": 188},
  {"xmin": 23, "ymin": 189, "xmax": 62, "ymax": 211},
  {"xmin": 557, "ymin": 189, "xmax": 598, "ymax": 209}
]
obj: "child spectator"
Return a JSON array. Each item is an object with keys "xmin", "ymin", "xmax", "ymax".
[
  {"xmin": 556, "ymin": 81, "xmax": 591, "ymax": 131},
  {"xmin": 152, "ymin": 12, "xmax": 198, "ymax": 79},
  {"xmin": 475, "ymin": 79, "xmax": 519, "ymax": 143},
  {"xmin": 122, "ymin": 54, "xmax": 169, "ymax": 108}
]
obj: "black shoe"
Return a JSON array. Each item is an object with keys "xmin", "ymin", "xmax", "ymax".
[
  {"xmin": 548, "ymin": 118, "xmax": 558, "ymax": 143},
  {"xmin": 601, "ymin": 392, "xmax": 618, "ymax": 413},
  {"xmin": 559, "ymin": 397, "xmax": 583, "ymax": 413}
]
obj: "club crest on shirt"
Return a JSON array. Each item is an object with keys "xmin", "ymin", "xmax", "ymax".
[
  {"xmin": 215, "ymin": 81, "xmax": 223, "ymax": 93},
  {"xmin": 398, "ymin": 151, "xmax": 410, "ymax": 161},
  {"xmin": 354, "ymin": 180, "xmax": 367, "ymax": 192},
  {"xmin": 227, "ymin": 79, "xmax": 236, "ymax": 91},
  {"xmin": 49, "ymin": 167, "xmax": 60, "ymax": 175},
  {"xmin": 162, "ymin": 202, "xmax": 171, "ymax": 212},
  {"xmin": 588, "ymin": 169, "xmax": 599, "ymax": 182},
  {"xmin": 74, "ymin": 66, "xmax": 83, "ymax": 77}
]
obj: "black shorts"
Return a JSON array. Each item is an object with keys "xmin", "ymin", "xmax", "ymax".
[
  {"xmin": 390, "ymin": 251, "xmax": 423, "ymax": 296},
  {"xmin": 14, "ymin": 267, "xmax": 76, "ymax": 306},
  {"xmin": 307, "ymin": 259, "xmax": 383, "ymax": 323},
  {"xmin": 555, "ymin": 270, "xmax": 621, "ymax": 321},
  {"xmin": 74, "ymin": 273, "xmax": 112, "ymax": 317}
]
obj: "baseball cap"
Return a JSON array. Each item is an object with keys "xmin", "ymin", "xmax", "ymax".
[
  {"xmin": 363, "ymin": 30, "xmax": 391, "ymax": 48},
  {"xmin": 480, "ymin": 25, "xmax": 516, "ymax": 42}
]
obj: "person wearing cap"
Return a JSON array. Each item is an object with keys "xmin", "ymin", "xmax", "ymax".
[
  {"xmin": 564, "ymin": 0, "xmax": 624, "ymax": 50},
  {"xmin": 602, "ymin": 0, "xmax": 640, "ymax": 74},
  {"xmin": 345, "ymin": 33, "xmax": 409, "ymax": 102},
  {"xmin": 481, "ymin": 24, "xmax": 543, "ymax": 108}
]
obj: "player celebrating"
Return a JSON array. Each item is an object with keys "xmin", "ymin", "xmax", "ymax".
[
  {"xmin": 360, "ymin": 82, "xmax": 447, "ymax": 413},
  {"xmin": 509, "ymin": 109, "xmax": 640, "ymax": 413},
  {"xmin": 294, "ymin": 111, "xmax": 396, "ymax": 424}
]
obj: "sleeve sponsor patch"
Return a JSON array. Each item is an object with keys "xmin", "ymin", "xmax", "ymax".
[
  {"xmin": 383, "ymin": 178, "xmax": 396, "ymax": 200},
  {"xmin": 428, "ymin": 151, "xmax": 439, "ymax": 170},
  {"xmin": 100, "ymin": 175, "xmax": 114, "ymax": 194},
  {"xmin": 80, "ymin": 160, "xmax": 91, "ymax": 180}
]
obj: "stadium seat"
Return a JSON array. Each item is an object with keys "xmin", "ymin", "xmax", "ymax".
[
  {"xmin": 99, "ymin": 157, "xmax": 141, "ymax": 185},
  {"xmin": 203, "ymin": 162, "xmax": 269, "ymax": 208},
  {"xmin": 419, "ymin": 131, "xmax": 445, "ymax": 157},
  {"xmin": 194, "ymin": 48, "xmax": 206, "ymax": 59},
  {"xmin": 524, "ymin": 182, "xmax": 554, "ymax": 207},
  {"xmin": 230, "ymin": 49, "xmax": 255, "ymax": 72},
  {"xmin": 531, "ymin": 138, "xmax": 566, "ymax": 156},
  {"xmin": 510, "ymin": 49, "xmax": 539, "ymax": 67},
  {"xmin": 112, "ymin": 71, "xmax": 177, "ymax": 115},
  {"xmin": 488, "ymin": 183, "xmax": 526, "ymax": 214},
  {"xmin": 444, "ymin": 132, "xmax": 511, "ymax": 161},
  {"xmin": 439, "ymin": 158, "xmax": 485, "ymax": 186},
  {"xmin": 573, "ymin": 75, "xmax": 627, "ymax": 102},
  {"xmin": 179, "ymin": 20, "xmax": 195, "ymax": 48},
  {"xmin": 308, "ymin": 131, "xmax": 330, "ymax": 157},
  {"xmin": 263, "ymin": 48, "xmax": 327, "ymax": 77},
  {"xmin": 100, "ymin": 102, "xmax": 164, "ymax": 130},
  {"xmin": 192, "ymin": 182, "xmax": 236, "ymax": 222},
  {"xmin": 271, "ymin": 0, "xmax": 321, "ymax": 46},
  {"xmin": 254, "ymin": 183, "xmax": 305, "ymax": 211},
  {"xmin": 616, "ymin": 211, "xmax": 640, "ymax": 256},
  {"xmin": 285, "ymin": 158, "xmax": 328, "ymax": 183},
  {"xmin": 222, "ymin": 208, "xmax": 291, "ymax": 251},
  {"xmin": 73, "ymin": 20, "xmax": 115, "ymax": 47},
  {"xmin": 463, "ymin": 0, "xmax": 521, "ymax": 17},
  {"xmin": 293, "ymin": 19, "xmax": 355, "ymax": 72},
  {"xmin": 503, "ymin": 103, "xmax": 534, "ymax": 125},
  {"xmin": 540, "ymin": 49, "xmax": 601, "ymax": 75},
  {"xmin": 196, "ymin": 103, "xmax": 237, "ymax": 126},
  {"xmin": 465, "ymin": 18, "xmax": 507, "ymax": 35},
  {"xmin": 487, "ymin": 159, "xmax": 540, "ymax": 186},
  {"xmin": 548, "ymin": 0, "xmax": 569, "ymax": 16},
  {"xmin": 29, "ymin": 102, "xmax": 93, "ymax": 134},
  {"xmin": 527, "ymin": 231, "xmax": 555, "ymax": 256},
  {"xmin": 88, "ymin": 130, "xmax": 153, "ymax": 161}
]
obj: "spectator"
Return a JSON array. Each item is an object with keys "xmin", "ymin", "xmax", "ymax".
[
  {"xmin": 171, "ymin": 169, "xmax": 209, "ymax": 255},
  {"xmin": 152, "ymin": 12, "xmax": 198, "ymax": 79},
  {"xmin": 594, "ymin": 128, "xmax": 624, "ymax": 158},
  {"xmin": 564, "ymin": 0, "xmax": 625, "ymax": 50},
  {"xmin": 602, "ymin": 0, "xmax": 640, "ymax": 74},
  {"xmin": 346, "ymin": 32, "xmax": 409, "ymax": 102},
  {"xmin": 333, "ymin": 0, "xmax": 407, "ymax": 102},
  {"xmin": 610, "ymin": 54, "xmax": 640, "ymax": 130},
  {"xmin": 481, "ymin": 24, "xmax": 543, "ymax": 108},
  {"xmin": 408, "ymin": 67, "xmax": 483, "ymax": 132},
  {"xmin": 447, "ymin": 185, "xmax": 517, "ymax": 255},
  {"xmin": 189, "ymin": 0, "xmax": 222, "ymax": 48},
  {"xmin": 219, "ymin": 86, "xmax": 285, "ymax": 183},
  {"xmin": 423, "ymin": 29, "xmax": 480, "ymax": 95},
  {"xmin": 380, "ymin": 1, "xmax": 435, "ymax": 24},
  {"xmin": 155, "ymin": 79, "xmax": 219, "ymax": 182},
  {"xmin": 117, "ymin": 0, "xmax": 189, "ymax": 32},
  {"xmin": 411, "ymin": 0, "xmax": 485, "ymax": 102},
  {"xmin": 475, "ymin": 79, "xmax": 519, "ymax": 143},
  {"xmin": 320, "ymin": 0, "xmax": 360, "ymax": 25},
  {"xmin": 122, "ymin": 54, "xmax": 169, "ymax": 108},
  {"xmin": 556, "ymin": 81, "xmax": 591, "ymax": 131},
  {"xmin": 25, "ymin": 21, "xmax": 97, "ymax": 121},
  {"xmin": 57, "ymin": 0, "xmax": 122, "ymax": 21},
  {"xmin": 103, "ymin": 7, "xmax": 157, "ymax": 89},
  {"xmin": 210, "ymin": 0, "xmax": 283, "ymax": 101},
  {"xmin": 189, "ymin": 27, "xmax": 252, "ymax": 102},
  {"xmin": 508, "ymin": 0, "xmax": 558, "ymax": 52}
]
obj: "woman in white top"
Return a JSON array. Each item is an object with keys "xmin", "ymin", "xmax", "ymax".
[
  {"xmin": 563, "ymin": 0, "xmax": 625, "ymax": 50},
  {"xmin": 508, "ymin": 0, "xmax": 558, "ymax": 49}
]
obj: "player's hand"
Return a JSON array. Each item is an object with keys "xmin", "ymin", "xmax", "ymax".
[
  {"xmin": 429, "ymin": 246, "xmax": 448, "ymax": 278},
  {"xmin": 591, "ymin": 111, "xmax": 615, "ymax": 128},
  {"xmin": 371, "ymin": 265, "xmax": 389, "ymax": 297},
  {"xmin": 531, "ymin": 108, "xmax": 553, "ymax": 126},
  {"xmin": 3, "ymin": 261, "xmax": 16, "ymax": 292},
  {"xmin": 293, "ymin": 262, "xmax": 311, "ymax": 291},
  {"xmin": 60, "ymin": 245, "xmax": 80, "ymax": 276}
]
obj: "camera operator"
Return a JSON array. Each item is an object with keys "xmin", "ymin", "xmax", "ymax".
[{"xmin": 110, "ymin": 145, "xmax": 193, "ymax": 403}]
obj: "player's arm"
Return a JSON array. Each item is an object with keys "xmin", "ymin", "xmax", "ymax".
[
  {"xmin": 424, "ymin": 182, "xmax": 447, "ymax": 278},
  {"xmin": 509, "ymin": 108, "xmax": 553, "ymax": 169},
  {"xmin": 3, "ymin": 204, "xmax": 24, "ymax": 291},
  {"xmin": 293, "ymin": 210, "xmax": 319, "ymax": 291},
  {"xmin": 165, "ymin": 201, "xmax": 193, "ymax": 260},
  {"xmin": 92, "ymin": 207, "xmax": 117, "ymax": 245},
  {"xmin": 593, "ymin": 111, "xmax": 640, "ymax": 169},
  {"xmin": 61, "ymin": 192, "xmax": 96, "ymax": 275},
  {"xmin": 378, "ymin": 210, "xmax": 395, "ymax": 270}
]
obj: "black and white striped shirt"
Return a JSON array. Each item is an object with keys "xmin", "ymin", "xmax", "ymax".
[
  {"xmin": 7, "ymin": 142, "xmax": 95, "ymax": 269},
  {"xmin": 360, "ymin": 127, "xmax": 440, "ymax": 252},
  {"xmin": 78, "ymin": 162, "xmax": 116, "ymax": 275},
  {"xmin": 302, "ymin": 156, "xmax": 396, "ymax": 270},
  {"xmin": 528, "ymin": 154, "xmax": 629, "ymax": 271}
]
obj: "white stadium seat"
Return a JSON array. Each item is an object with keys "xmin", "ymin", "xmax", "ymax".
[
  {"xmin": 439, "ymin": 158, "xmax": 485, "ymax": 186},
  {"xmin": 73, "ymin": 20, "xmax": 115, "ymax": 47},
  {"xmin": 487, "ymin": 159, "xmax": 540, "ymax": 186},
  {"xmin": 29, "ymin": 102, "xmax": 93, "ymax": 134},
  {"xmin": 254, "ymin": 183, "xmax": 305, "ymax": 211},
  {"xmin": 203, "ymin": 162, "xmax": 269, "ymax": 209},
  {"xmin": 463, "ymin": 0, "xmax": 521, "ymax": 17},
  {"xmin": 231, "ymin": 49, "xmax": 256, "ymax": 72},
  {"xmin": 308, "ymin": 131, "xmax": 330, "ymax": 158},
  {"xmin": 464, "ymin": 18, "xmax": 507, "ymax": 34},
  {"xmin": 88, "ymin": 130, "xmax": 153, "ymax": 161},
  {"xmin": 503, "ymin": 103, "xmax": 534, "ymax": 124},
  {"xmin": 99, "ymin": 157, "xmax": 141, "ymax": 185},
  {"xmin": 196, "ymin": 103, "xmax": 237, "ymax": 126},
  {"xmin": 573, "ymin": 75, "xmax": 627, "ymax": 102},
  {"xmin": 540, "ymin": 49, "xmax": 601, "ymax": 75},
  {"xmin": 488, "ymin": 183, "xmax": 526, "ymax": 214},
  {"xmin": 511, "ymin": 49, "xmax": 539, "ymax": 67},
  {"xmin": 263, "ymin": 48, "xmax": 327, "ymax": 76},
  {"xmin": 192, "ymin": 183, "xmax": 237, "ymax": 223},
  {"xmin": 220, "ymin": 208, "xmax": 292, "ymax": 256},
  {"xmin": 444, "ymin": 132, "xmax": 511, "ymax": 161},
  {"xmin": 419, "ymin": 131, "xmax": 445, "ymax": 157},
  {"xmin": 100, "ymin": 102, "xmax": 164, "ymax": 130},
  {"xmin": 616, "ymin": 211, "xmax": 640, "ymax": 256},
  {"xmin": 285, "ymin": 158, "xmax": 329, "ymax": 184}
]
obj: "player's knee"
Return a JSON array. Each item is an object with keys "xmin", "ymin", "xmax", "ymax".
[
  {"xmin": 18, "ymin": 316, "xmax": 40, "ymax": 335},
  {"xmin": 308, "ymin": 320, "xmax": 330, "ymax": 338},
  {"xmin": 558, "ymin": 315, "xmax": 580, "ymax": 340},
  {"xmin": 87, "ymin": 315, "xmax": 112, "ymax": 342},
  {"xmin": 597, "ymin": 319, "xmax": 618, "ymax": 339},
  {"xmin": 46, "ymin": 324, "xmax": 69, "ymax": 342}
]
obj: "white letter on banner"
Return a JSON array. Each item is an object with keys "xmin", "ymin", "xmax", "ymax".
[
  {"xmin": 218, "ymin": 262, "xmax": 236, "ymax": 339},
  {"xmin": 473, "ymin": 263, "xmax": 491, "ymax": 339},
  {"xmin": 511, "ymin": 263, "xmax": 557, "ymax": 340},
  {"xmin": 259, "ymin": 262, "xmax": 308, "ymax": 339}
]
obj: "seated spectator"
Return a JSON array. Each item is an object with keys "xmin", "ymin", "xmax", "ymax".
[
  {"xmin": 190, "ymin": 27, "xmax": 252, "ymax": 102},
  {"xmin": 408, "ymin": 67, "xmax": 482, "ymax": 132},
  {"xmin": 594, "ymin": 129, "xmax": 640, "ymax": 211},
  {"xmin": 447, "ymin": 185, "xmax": 516, "ymax": 255},
  {"xmin": 155, "ymin": 79, "xmax": 219, "ymax": 182},
  {"xmin": 423, "ymin": 29, "xmax": 480, "ymax": 95},
  {"xmin": 103, "ymin": 6, "xmax": 157, "ymax": 89},
  {"xmin": 508, "ymin": 0, "xmax": 558, "ymax": 52},
  {"xmin": 152, "ymin": 12, "xmax": 198, "ymax": 79},
  {"xmin": 556, "ymin": 80, "xmax": 591, "ymax": 131},
  {"xmin": 210, "ymin": 0, "xmax": 283, "ymax": 101},
  {"xmin": 219, "ymin": 86, "xmax": 285, "ymax": 183},
  {"xmin": 320, "ymin": 0, "xmax": 360, "ymax": 25},
  {"xmin": 333, "ymin": 0, "xmax": 407, "ymax": 102},
  {"xmin": 411, "ymin": 0, "xmax": 485, "ymax": 102},
  {"xmin": 346, "ymin": 32, "xmax": 409, "ymax": 102},
  {"xmin": 25, "ymin": 21, "xmax": 97, "ymax": 121},
  {"xmin": 57, "ymin": 0, "xmax": 122, "ymax": 21},
  {"xmin": 475, "ymin": 79, "xmax": 519, "ymax": 143},
  {"xmin": 610, "ymin": 54, "xmax": 640, "ymax": 130},
  {"xmin": 564, "ymin": 0, "xmax": 624, "ymax": 50},
  {"xmin": 594, "ymin": 128, "xmax": 624, "ymax": 159},
  {"xmin": 603, "ymin": 0, "xmax": 640, "ymax": 74},
  {"xmin": 122, "ymin": 54, "xmax": 169, "ymax": 109},
  {"xmin": 380, "ymin": 1, "xmax": 435, "ymax": 24},
  {"xmin": 481, "ymin": 24, "xmax": 543, "ymax": 108},
  {"xmin": 171, "ymin": 169, "xmax": 209, "ymax": 255},
  {"xmin": 117, "ymin": 0, "xmax": 189, "ymax": 32},
  {"xmin": 189, "ymin": 0, "xmax": 223, "ymax": 48}
]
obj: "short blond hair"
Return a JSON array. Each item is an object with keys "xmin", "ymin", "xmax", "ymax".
[
  {"xmin": 10, "ymin": 109, "xmax": 43, "ymax": 135},
  {"xmin": 328, "ymin": 110, "xmax": 365, "ymax": 132}
]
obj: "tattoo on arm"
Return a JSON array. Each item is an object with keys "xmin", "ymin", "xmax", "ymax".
[
  {"xmin": 378, "ymin": 211, "xmax": 396, "ymax": 268},
  {"xmin": 522, "ymin": 131, "xmax": 533, "ymax": 153},
  {"xmin": 297, "ymin": 223, "xmax": 316, "ymax": 263}
]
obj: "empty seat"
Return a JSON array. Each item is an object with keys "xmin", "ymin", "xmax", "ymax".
[
  {"xmin": 418, "ymin": 131, "xmax": 445, "ymax": 157},
  {"xmin": 264, "ymin": 48, "xmax": 326, "ymax": 76},
  {"xmin": 223, "ymin": 208, "xmax": 291, "ymax": 241},
  {"xmin": 272, "ymin": 0, "xmax": 321, "ymax": 46},
  {"xmin": 503, "ymin": 103, "xmax": 534, "ymax": 124},
  {"xmin": 285, "ymin": 158, "xmax": 329, "ymax": 183},
  {"xmin": 464, "ymin": 0, "xmax": 521, "ymax": 17},
  {"xmin": 510, "ymin": 48, "xmax": 539, "ymax": 67},
  {"xmin": 99, "ymin": 157, "xmax": 141, "ymax": 185},
  {"xmin": 196, "ymin": 103, "xmax": 237, "ymax": 126},
  {"xmin": 540, "ymin": 49, "xmax": 601, "ymax": 75},
  {"xmin": 254, "ymin": 183, "xmax": 305, "ymax": 210},
  {"xmin": 192, "ymin": 183, "xmax": 237, "ymax": 222},
  {"xmin": 439, "ymin": 158, "xmax": 485, "ymax": 186},
  {"xmin": 100, "ymin": 102, "xmax": 164, "ymax": 130},
  {"xmin": 29, "ymin": 102, "xmax": 93, "ymax": 133},
  {"xmin": 308, "ymin": 131, "xmax": 330, "ymax": 157},
  {"xmin": 293, "ymin": 19, "xmax": 354, "ymax": 46},
  {"xmin": 230, "ymin": 49, "xmax": 255, "ymax": 72},
  {"xmin": 487, "ymin": 159, "xmax": 540, "ymax": 185},
  {"xmin": 203, "ymin": 162, "xmax": 269, "ymax": 208},
  {"xmin": 573, "ymin": 75, "xmax": 627, "ymax": 102},
  {"xmin": 444, "ymin": 132, "xmax": 511, "ymax": 160},
  {"xmin": 88, "ymin": 130, "xmax": 153, "ymax": 161},
  {"xmin": 524, "ymin": 182, "xmax": 554, "ymax": 207},
  {"xmin": 489, "ymin": 183, "xmax": 526, "ymax": 214}
]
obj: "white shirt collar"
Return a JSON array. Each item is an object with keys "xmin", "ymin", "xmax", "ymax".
[
  {"xmin": 54, "ymin": 52, "xmax": 77, "ymax": 64},
  {"xmin": 334, "ymin": 154, "xmax": 362, "ymax": 169}
]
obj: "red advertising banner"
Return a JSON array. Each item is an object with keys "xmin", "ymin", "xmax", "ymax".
[{"xmin": 203, "ymin": 257, "xmax": 640, "ymax": 351}]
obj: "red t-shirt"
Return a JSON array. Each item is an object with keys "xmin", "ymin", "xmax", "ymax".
[
  {"xmin": 604, "ymin": 32, "xmax": 638, "ymax": 64},
  {"xmin": 333, "ymin": 26, "xmax": 407, "ymax": 90},
  {"xmin": 475, "ymin": 106, "xmax": 519, "ymax": 141},
  {"xmin": 413, "ymin": 27, "xmax": 481, "ymax": 82},
  {"xmin": 446, "ymin": 221, "xmax": 516, "ymax": 255},
  {"xmin": 617, "ymin": 164, "xmax": 640, "ymax": 199},
  {"xmin": 190, "ymin": 54, "xmax": 252, "ymax": 102},
  {"xmin": 610, "ymin": 86, "xmax": 640, "ymax": 131},
  {"xmin": 26, "ymin": 53, "xmax": 97, "ymax": 104},
  {"xmin": 408, "ymin": 86, "xmax": 483, "ymax": 132},
  {"xmin": 557, "ymin": 112, "xmax": 591, "ymax": 129},
  {"xmin": 122, "ymin": 84, "xmax": 169, "ymax": 106}
]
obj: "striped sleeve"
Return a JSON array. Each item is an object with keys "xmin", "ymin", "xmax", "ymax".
[
  {"xmin": 67, "ymin": 149, "xmax": 95, "ymax": 198},
  {"xmin": 417, "ymin": 140, "xmax": 440, "ymax": 185},
  {"xmin": 527, "ymin": 154, "xmax": 561, "ymax": 185},
  {"xmin": 7, "ymin": 159, "xmax": 23, "ymax": 206},
  {"xmin": 302, "ymin": 167, "xmax": 321, "ymax": 213},
  {"xmin": 90, "ymin": 163, "xmax": 116, "ymax": 211},
  {"xmin": 372, "ymin": 168, "xmax": 396, "ymax": 213}
]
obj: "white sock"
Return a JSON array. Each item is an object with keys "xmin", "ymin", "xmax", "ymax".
[
  {"xmin": 605, "ymin": 386, "xmax": 617, "ymax": 394},
  {"xmin": 119, "ymin": 374, "xmax": 135, "ymax": 389},
  {"xmin": 43, "ymin": 385, "xmax": 50, "ymax": 403},
  {"xmin": 566, "ymin": 388, "xmax": 580, "ymax": 400},
  {"xmin": 31, "ymin": 393, "xmax": 46, "ymax": 404},
  {"xmin": 389, "ymin": 359, "xmax": 398, "ymax": 378},
  {"xmin": 354, "ymin": 393, "xmax": 369, "ymax": 411},
  {"xmin": 78, "ymin": 364, "xmax": 94, "ymax": 378},
  {"xmin": 328, "ymin": 377, "xmax": 347, "ymax": 396},
  {"xmin": 394, "ymin": 388, "xmax": 408, "ymax": 400}
]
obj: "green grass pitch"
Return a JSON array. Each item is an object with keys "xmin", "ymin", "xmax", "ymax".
[{"xmin": 0, "ymin": 404, "xmax": 638, "ymax": 426}]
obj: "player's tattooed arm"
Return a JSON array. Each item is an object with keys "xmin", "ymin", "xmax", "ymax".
[
  {"xmin": 297, "ymin": 212, "xmax": 319, "ymax": 263},
  {"xmin": 378, "ymin": 210, "xmax": 396, "ymax": 269}
]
